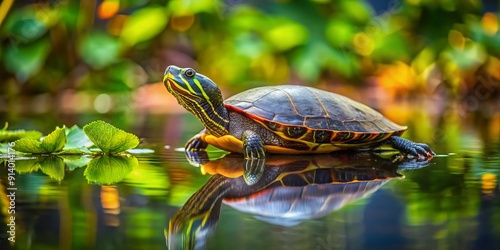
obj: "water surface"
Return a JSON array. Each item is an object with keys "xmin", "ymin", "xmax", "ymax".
[{"xmin": 1, "ymin": 109, "xmax": 499, "ymax": 250}]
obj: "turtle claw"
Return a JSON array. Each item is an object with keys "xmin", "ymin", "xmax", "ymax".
[
  {"xmin": 388, "ymin": 136, "xmax": 435, "ymax": 161},
  {"xmin": 184, "ymin": 150, "xmax": 209, "ymax": 167},
  {"xmin": 185, "ymin": 131, "xmax": 208, "ymax": 151},
  {"xmin": 242, "ymin": 130, "xmax": 266, "ymax": 159},
  {"xmin": 415, "ymin": 143, "xmax": 436, "ymax": 156}
]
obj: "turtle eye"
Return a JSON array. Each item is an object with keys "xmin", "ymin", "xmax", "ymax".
[{"xmin": 184, "ymin": 69, "xmax": 195, "ymax": 78}]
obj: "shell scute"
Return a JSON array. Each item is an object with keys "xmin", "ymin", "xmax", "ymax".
[
  {"xmin": 224, "ymin": 85, "xmax": 407, "ymax": 145},
  {"xmin": 304, "ymin": 117, "xmax": 329, "ymax": 128},
  {"xmin": 344, "ymin": 121, "xmax": 365, "ymax": 132},
  {"xmin": 327, "ymin": 118, "xmax": 347, "ymax": 131}
]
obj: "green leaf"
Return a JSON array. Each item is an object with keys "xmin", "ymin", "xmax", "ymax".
[
  {"xmin": 167, "ymin": 0, "xmax": 214, "ymax": 15},
  {"xmin": 0, "ymin": 144, "xmax": 7, "ymax": 154},
  {"xmin": 14, "ymin": 158, "xmax": 40, "ymax": 174},
  {"xmin": 84, "ymin": 155, "xmax": 138, "ymax": 184},
  {"xmin": 12, "ymin": 126, "xmax": 67, "ymax": 154},
  {"xmin": 0, "ymin": 126, "xmax": 43, "ymax": 142},
  {"xmin": 40, "ymin": 126, "xmax": 66, "ymax": 152},
  {"xmin": 120, "ymin": 6, "xmax": 168, "ymax": 47},
  {"xmin": 60, "ymin": 155, "xmax": 92, "ymax": 171},
  {"xmin": 83, "ymin": 120, "xmax": 139, "ymax": 153},
  {"xmin": 79, "ymin": 32, "xmax": 120, "ymax": 69},
  {"xmin": 265, "ymin": 19, "xmax": 308, "ymax": 51},
  {"xmin": 39, "ymin": 156, "xmax": 65, "ymax": 181},
  {"xmin": 64, "ymin": 125, "xmax": 93, "ymax": 149},
  {"xmin": 3, "ymin": 6, "xmax": 48, "ymax": 43},
  {"xmin": 4, "ymin": 38, "xmax": 50, "ymax": 81},
  {"xmin": 57, "ymin": 147, "xmax": 91, "ymax": 155},
  {"xmin": 325, "ymin": 18, "xmax": 356, "ymax": 47},
  {"xmin": 13, "ymin": 139, "xmax": 46, "ymax": 153}
]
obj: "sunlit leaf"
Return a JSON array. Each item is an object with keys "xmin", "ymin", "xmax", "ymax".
[
  {"xmin": 40, "ymin": 126, "xmax": 66, "ymax": 153},
  {"xmin": 120, "ymin": 7, "xmax": 168, "ymax": 47},
  {"xmin": 84, "ymin": 155, "xmax": 138, "ymax": 184},
  {"xmin": 39, "ymin": 156, "xmax": 65, "ymax": 181},
  {"xmin": 83, "ymin": 120, "xmax": 139, "ymax": 153},
  {"xmin": 13, "ymin": 126, "xmax": 66, "ymax": 153},
  {"xmin": 13, "ymin": 139, "xmax": 46, "ymax": 154},
  {"xmin": 65, "ymin": 125, "xmax": 93, "ymax": 149}
]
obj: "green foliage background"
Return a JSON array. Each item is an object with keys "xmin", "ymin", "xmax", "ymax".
[
  {"xmin": 0, "ymin": 0, "xmax": 498, "ymax": 97},
  {"xmin": 0, "ymin": 1, "xmax": 499, "ymax": 249}
]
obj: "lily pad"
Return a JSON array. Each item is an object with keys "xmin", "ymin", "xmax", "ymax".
[
  {"xmin": 84, "ymin": 155, "xmax": 138, "ymax": 184},
  {"xmin": 83, "ymin": 120, "xmax": 139, "ymax": 153}
]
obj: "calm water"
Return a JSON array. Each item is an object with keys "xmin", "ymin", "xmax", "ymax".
[{"xmin": 1, "ymin": 108, "xmax": 499, "ymax": 250}]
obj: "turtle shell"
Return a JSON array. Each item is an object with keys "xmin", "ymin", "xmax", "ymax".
[
  {"xmin": 224, "ymin": 85, "xmax": 406, "ymax": 145},
  {"xmin": 224, "ymin": 180, "xmax": 390, "ymax": 227},
  {"xmin": 222, "ymin": 160, "xmax": 402, "ymax": 226}
]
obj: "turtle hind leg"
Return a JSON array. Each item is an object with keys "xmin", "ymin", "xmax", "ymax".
[
  {"xmin": 387, "ymin": 136, "xmax": 436, "ymax": 160},
  {"xmin": 242, "ymin": 130, "xmax": 266, "ymax": 159},
  {"xmin": 185, "ymin": 129, "xmax": 209, "ymax": 151}
]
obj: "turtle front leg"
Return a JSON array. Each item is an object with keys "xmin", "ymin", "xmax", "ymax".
[
  {"xmin": 242, "ymin": 130, "xmax": 266, "ymax": 159},
  {"xmin": 387, "ymin": 136, "xmax": 436, "ymax": 160},
  {"xmin": 185, "ymin": 129, "xmax": 209, "ymax": 151}
]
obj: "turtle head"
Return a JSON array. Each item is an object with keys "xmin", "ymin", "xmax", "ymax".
[{"xmin": 164, "ymin": 65, "xmax": 229, "ymax": 137}]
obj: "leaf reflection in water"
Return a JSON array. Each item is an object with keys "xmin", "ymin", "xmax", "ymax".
[{"xmin": 84, "ymin": 155, "xmax": 139, "ymax": 184}]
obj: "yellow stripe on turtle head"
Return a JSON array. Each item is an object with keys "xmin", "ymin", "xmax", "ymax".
[
  {"xmin": 193, "ymin": 78, "xmax": 211, "ymax": 100},
  {"xmin": 180, "ymin": 76, "xmax": 198, "ymax": 96},
  {"xmin": 163, "ymin": 72, "xmax": 173, "ymax": 83}
]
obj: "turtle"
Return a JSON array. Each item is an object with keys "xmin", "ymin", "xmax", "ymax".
[
  {"xmin": 167, "ymin": 152, "xmax": 423, "ymax": 249},
  {"xmin": 163, "ymin": 65, "xmax": 435, "ymax": 160}
]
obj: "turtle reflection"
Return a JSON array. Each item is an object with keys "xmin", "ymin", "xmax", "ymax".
[{"xmin": 167, "ymin": 152, "xmax": 429, "ymax": 249}]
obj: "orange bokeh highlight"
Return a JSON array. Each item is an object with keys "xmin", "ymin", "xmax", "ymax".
[
  {"xmin": 481, "ymin": 12, "xmax": 499, "ymax": 36},
  {"xmin": 98, "ymin": 0, "xmax": 120, "ymax": 20}
]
